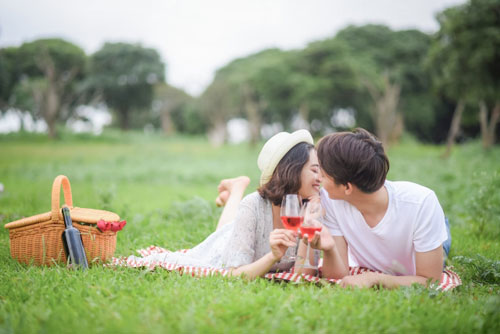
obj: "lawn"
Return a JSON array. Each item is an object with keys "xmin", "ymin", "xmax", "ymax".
[{"xmin": 1, "ymin": 131, "xmax": 499, "ymax": 333}]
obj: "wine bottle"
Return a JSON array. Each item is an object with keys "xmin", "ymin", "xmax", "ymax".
[{"xmin": 61, "ymin": 207, "xmax": 88, "ymax": 270}]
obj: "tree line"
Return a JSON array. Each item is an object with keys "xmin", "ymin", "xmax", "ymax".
[{"xmin": 0, "ymin": 0, "xmax": 498, "ymax": 152}]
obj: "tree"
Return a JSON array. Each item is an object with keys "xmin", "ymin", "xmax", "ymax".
[
  {"xmin": 153, "ymin": 83, "xmax": 202, "ymax": 135},
  {"xmin": 219, "ymin": 49, "xmax": 292, "ymax": 144},
  {"xmin": 89, "ymin": 43, "xmax": 165, "ymax": 130},
  {"xmin": 294, "ymin": 38, "xmax": 367, "ymax": 134},
  {"xmin": 427, "ymin": 6, "xmax": 468, "ymax": 156},
  {"xmin": 0, "ymin": 47, "xmax": 18, "ymax": 109},
  {"xmin": 199, "ymin": 76, "xmax": 236, "ymax": 145},
  {"xmin": 246, "ymin": 50, "xmax": 296, "ymax": 129},
  {"xmin": 428, "ymin": 0, "xmax": 500, "ymax": 155},
  {"xmin": 201, "ymin": 48, "xmax": 295, "ymax": 144},
  {"xmin": 2, "ymin": 39, "xmax": 86, "ymax": 137},
  {"xmin": 335, "ymin": 25, "xmax": 433, "ymax": 146},
  {"xmin": 465, "ymin": 0, "xmax": 500, "ymax": 149}
]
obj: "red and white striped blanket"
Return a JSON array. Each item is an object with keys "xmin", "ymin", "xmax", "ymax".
[{"xmin": 110, "ymin": 245, "xmax": 462, "ymax": 291}]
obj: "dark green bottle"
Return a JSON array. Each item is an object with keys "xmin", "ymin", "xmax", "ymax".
[{"xmin": 61, "ymin": 207, "xmax": 88, "ymax": 270}]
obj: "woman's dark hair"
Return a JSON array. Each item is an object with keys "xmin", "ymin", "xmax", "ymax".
[
  {"xmin": 258, "ymin": 142, "xmax": 315, "ymax": 205},
  {"xmin": 317, "ymin": 128, "xmax": 389, "ymax": 193}
]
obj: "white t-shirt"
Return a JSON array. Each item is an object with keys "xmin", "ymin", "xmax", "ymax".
[{"xmin": 320, "ymin": 181, "xmax": 448, "ymax": 276}]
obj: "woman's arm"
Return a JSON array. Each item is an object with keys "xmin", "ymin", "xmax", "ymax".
[{"xmin": 230, "ymin": 229, "xmax": 296, "ymax": 279}]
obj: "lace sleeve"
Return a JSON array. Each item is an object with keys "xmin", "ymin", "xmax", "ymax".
[{"xmin": 220, "ymin": 195, "xmax": 259, "ymax": 268}]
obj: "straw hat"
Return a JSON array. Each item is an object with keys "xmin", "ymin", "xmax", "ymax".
[{"xmin": 257, "ymin": 129, "xmax": 314, "ymax": 186}]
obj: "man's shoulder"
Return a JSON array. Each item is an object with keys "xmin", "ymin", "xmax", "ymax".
[
  {"xmin": 387, "ymin": 180, "xmax": 435, "ymax": 205},
  {"xmin": 320, "ymin": 188, "xmax": 345, "ymax": 206},
  {"xmin": 320, "ymin": 188, "xmax": 350, "ymax": 216}
]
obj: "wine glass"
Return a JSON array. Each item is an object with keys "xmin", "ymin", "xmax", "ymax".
[
  {"xmin": 279, "ymin": 194, "xmax": 304, "ymax": 261},
  {"xmin": 299, "ymin": 200, "xmax": 323, "ymax": 269}
]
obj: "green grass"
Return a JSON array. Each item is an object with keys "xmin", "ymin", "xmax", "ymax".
[{"xmin": 1, "ymin": 132, "xmax": 499, "ymax": 333}]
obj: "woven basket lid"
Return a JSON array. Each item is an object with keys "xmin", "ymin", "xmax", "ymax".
[
  {"xmin": 4, "ymin": 207, "xmax": 120, "ymax": 230},
  {"xmin": 66, "ymin": 207, "xmax": 119, "ymax": 224}
]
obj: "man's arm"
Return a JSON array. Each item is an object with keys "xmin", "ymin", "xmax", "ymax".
[
  {"xmin": 340, "ymin": 246, "xmax": 443, "ymax": 289},
  {"xmin": 308, "ymin": 228, "xmax": 349, "ymax": 279}
]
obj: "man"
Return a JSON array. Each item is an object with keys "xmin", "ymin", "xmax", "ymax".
[{"xmin": 309, "ymin": 128, "xmax": 451, "ymax": 288}]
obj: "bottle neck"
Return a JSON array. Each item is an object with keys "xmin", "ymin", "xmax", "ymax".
[{"xmin": 62, "ymin": 208, "xmax": 73, "ymax": 228}]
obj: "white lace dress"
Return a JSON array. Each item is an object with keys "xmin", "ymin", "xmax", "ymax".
[{"xmin": 129, "ymin": 192, "xmax": 297, "ymax": 272}]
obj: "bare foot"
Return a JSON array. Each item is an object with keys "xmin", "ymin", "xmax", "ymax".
[
  {"xmin": 215, "ymin": 190, "xmax": 229, "ymax": 207},
  {"xmin": 215, "ymin": 176, "xmax": 250, "ymax": 207}
]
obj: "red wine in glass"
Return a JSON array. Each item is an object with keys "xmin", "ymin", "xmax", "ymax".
[
  {"xmin": 300, "ymin": 226, "xmax": 322, "ymax": 241},
  {"xmin": 298, "ymin": 200, "xmax": 324, "ymax": 269},
  {"xmin": 279, "ymin": 194, "xmax": 303, "ymax": 262},
  {"xmin": 280, "ymin": 216, "xmax": 303, "ymax": 232}
]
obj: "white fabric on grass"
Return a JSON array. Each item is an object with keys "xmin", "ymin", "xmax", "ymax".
[{"xmin": 126, "ymin": 192, "xmax": 307, "ymax": 272}]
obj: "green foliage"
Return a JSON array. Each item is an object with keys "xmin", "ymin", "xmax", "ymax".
[
  {"xmin": 89, "ymin": 43, "xmax": 165, "ymax": 130},
  {"xmin": 199, "ymin": 76, "xmax": 237, "ymax": 129},
  {"xmin": 294, "ymin": 38, "xmax": 364, "ymax": 132},
  {"xmin": 427, "ymin": 0, "xmax": 500, "ymax": 134},
  {"xmin": 467, "ymin": 171, "xmax": 500, "ymax": 238},
  {"xmin": 151, "ymin": 83, "xmax": 206, "ymax": 134},
  {"xmin": 482, "ymin": 295, "xmax": 500, "ymax": 333},
  {"xmin": 2, "ymin": 2, "xmax": 498, "ymax": 145},
  {"xmin": 200, "ymin": 24, "xmax": 438, "ymax": 141},
  {"xmin": 0, "ymin": 39, "xmax": 87, "ymax": 137},
  {"xmin": 0, "ymin": 47, "xmax": 19, "ymax": 106},
  {"xmin": 10, "ymin": 77, "xmax": 46, "ymax": 114},
  {"xmin": 203, "ymin": 48, "xmax": 297, "ymax": 140},
  {"xmin": 0, "ymin": 134, "xmax": 499, "ymax": 333},
  {"xmin": 15, "ymin": 38, "xmax": 87, "ymax": 80},
  {"xmin": 171, "ymin": 101, "xmax": 208, "ymax": 134},
  {"xmin": 336, "ymin": 25, "xmax": 434, "ymax": 140},
  {"xmin": 335, "ymin": 25, "xmax": 396, "ymax": 89},
  {"xmin": 460, "ymin": 0, "xmax": 500, "ymax": 103},
  {"xmin": 453, "ymin": 255, "xmax": 500, "ymax": 285},
  {"xmin": 246, "ymin": 50, "xmax": 297, "ymax": 126}
]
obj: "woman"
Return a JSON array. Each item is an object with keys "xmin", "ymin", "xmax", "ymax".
[{"xmin": 132, "ymin": 129, "xmax": 321, "ymax": 279}]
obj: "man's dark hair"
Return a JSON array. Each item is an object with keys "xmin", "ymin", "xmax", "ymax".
[
  {"xmin": 258, "ymin": 142, "xmax": 315, "ymax": 205},
  {"xmin": 317, "ymin": 128, "xmax": 389, "ymax": 193}
]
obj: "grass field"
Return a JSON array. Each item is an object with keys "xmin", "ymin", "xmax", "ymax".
[{"xmin": 1, "ymin": 131, "xmax": 499, "ymax": 333}]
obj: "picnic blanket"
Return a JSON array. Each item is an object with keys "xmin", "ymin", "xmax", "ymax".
[{"xmin": 110, "ymin": 246, "xmax": 462, "ymax": 291}]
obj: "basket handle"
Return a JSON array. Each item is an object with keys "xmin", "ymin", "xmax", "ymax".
[{"xmin": 51, "ymin": 175, "xmax": 74, "ymax": 223}]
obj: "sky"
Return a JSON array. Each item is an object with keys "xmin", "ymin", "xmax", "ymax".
[{"xmin": 0, "ymin": 0, "xmax": 465, "ymax": 97}]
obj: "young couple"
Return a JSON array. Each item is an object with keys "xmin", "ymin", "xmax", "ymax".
[{"xmin": 141, "ymin": 128, "xmax": 450, "ymax": 288}]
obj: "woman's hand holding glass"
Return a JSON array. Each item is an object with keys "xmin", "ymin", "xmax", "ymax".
[
  {"xmin": 269, "ymin": 229, "xmax": 297, "ymax": 262},
  {"xmin": 278, "ymin": 194, "xmax": 304, "ymax": 262}
]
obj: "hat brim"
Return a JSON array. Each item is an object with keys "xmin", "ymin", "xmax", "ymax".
[{"xmin": 259, "ymin": 129, "xmax": 314, "ymax": 186}]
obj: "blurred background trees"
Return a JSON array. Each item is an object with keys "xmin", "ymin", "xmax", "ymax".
[
  {"xmin": 1, "ymin": 38, "xmax": 86, "ymax": 137},
  {"xmin": 88, "ymin": 42, "xmax": 165, "ymax": 131},
  {"xmin": 0, "ymin": 0, "xmax": 498, "ymax": 151},
  {"xmin": 428, "ymin": 0, "xmax": 500, "ymax": 156},
  {"xmin": 335, "ymin": 25, "xmax": 434, "ymax": 146}
]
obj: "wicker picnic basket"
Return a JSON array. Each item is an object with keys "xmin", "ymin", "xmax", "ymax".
[{"xmin": 4, "ymin": 175, "xmax": 120, "ymax": 266}]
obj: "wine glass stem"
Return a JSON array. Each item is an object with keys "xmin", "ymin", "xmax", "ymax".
[{"xmin": 304, "ymin": 243, "xmax": 311, "ymax": 266}]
